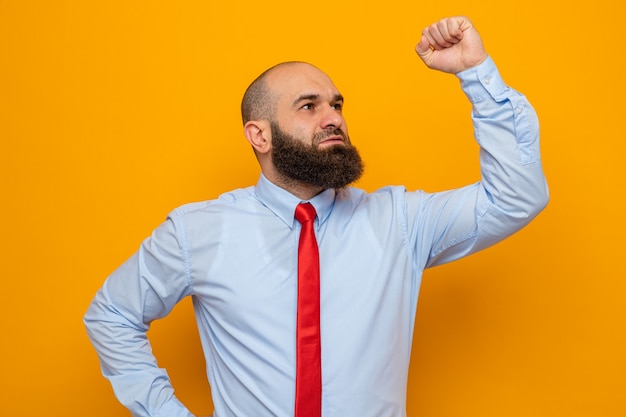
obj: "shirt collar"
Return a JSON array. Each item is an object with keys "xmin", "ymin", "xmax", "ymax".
[{"xmin": 254, "ymin": 174, "xmax": 336, "ymax": 229}]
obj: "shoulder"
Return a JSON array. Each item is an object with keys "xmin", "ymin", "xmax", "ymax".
[
  {"xmin": 168, "ymin": 185, "xmax": 259, "ymax": 219},
  {"xmin": 333, "ymin": 185, "xmax": 425, "ymax": 218},
  {"xmin": 337, "ymin": 185, "xmax": 419, "ymax": 204}
]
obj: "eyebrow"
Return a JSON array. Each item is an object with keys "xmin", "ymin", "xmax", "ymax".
[{"xmin": 291, "ymin": 93, "xmax": 344, "ymax": 108}]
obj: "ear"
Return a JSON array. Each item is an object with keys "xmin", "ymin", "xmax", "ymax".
[{"xmin": 244, "ymin": 120, "xmax": 272, "ymax": 155}]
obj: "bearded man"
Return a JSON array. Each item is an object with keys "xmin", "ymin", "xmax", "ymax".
[{"xmin": 85, "ymin": 16, "xmax": 548, "ymax": 417}]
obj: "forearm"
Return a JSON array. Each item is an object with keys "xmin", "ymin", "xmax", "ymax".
[{"xmin": 459, "ymin": 56, "xmax": 549, "ymax": 227}]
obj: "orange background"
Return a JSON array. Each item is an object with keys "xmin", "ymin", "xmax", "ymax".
[{"xmin": 1, "ymin": 1, "xmax": 624, "ymax": 416}]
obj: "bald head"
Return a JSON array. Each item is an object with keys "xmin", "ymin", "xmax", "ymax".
[{"xmin": 241, "ymin": 61, "xmax": 324, "ymax": 125}]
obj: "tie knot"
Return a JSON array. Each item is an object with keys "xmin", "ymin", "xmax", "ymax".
[{"xmin": 295, "ymin": 202, "xmax": 317, "ymax": 224}]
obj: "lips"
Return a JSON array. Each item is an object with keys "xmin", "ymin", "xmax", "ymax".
[
  {"xmin": 315, "ymin": 129, "xmax": 347, "ymax": 146},
  {"xmin": 320, "ymin": 136, "xmax": 344, "ymax": 145}
]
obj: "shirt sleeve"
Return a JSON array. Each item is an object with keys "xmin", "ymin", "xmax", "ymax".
[
  {"xmin": 84, "ymin": 215, "xmax": 195, "ymax": 417},
  {"xmin": 409, "ymin": 56, "xmax": 549, "ymax": 268}
]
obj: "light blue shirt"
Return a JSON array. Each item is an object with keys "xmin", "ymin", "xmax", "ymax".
[{"xmin": 84, "ymin": 56, "xmax": 548, "ymax": 417}]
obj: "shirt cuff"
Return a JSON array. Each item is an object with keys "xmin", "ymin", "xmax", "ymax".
[{"xmin": 456, "ymin": 56, "xmax": 510, "ymax": 103}]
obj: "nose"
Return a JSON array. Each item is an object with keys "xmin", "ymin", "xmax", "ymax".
[{"xmin": 319, "ymin": 104, "xmax": 344, "ymax": 130}]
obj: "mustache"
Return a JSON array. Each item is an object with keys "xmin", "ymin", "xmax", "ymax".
[{"xmin": 313, "ymin": 128, "xmax": 349, "ymax": 145}]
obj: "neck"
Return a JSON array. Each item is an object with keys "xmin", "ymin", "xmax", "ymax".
[{"xmin": 265, "ymin": 170, "xmax": 325, "ymax": 201}]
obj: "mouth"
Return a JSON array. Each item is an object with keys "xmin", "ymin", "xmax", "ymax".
[
  {"xmin": 316, "ymin": 130, "xmax": 348, "ymax": 147},
  {"xmin": 318, "ymin": 136, "xmax": 345, "ymax": 147}
]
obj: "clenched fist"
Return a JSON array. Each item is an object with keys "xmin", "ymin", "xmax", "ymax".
[{"xmin": 415, "ymin": 16, "xmax": 488, "ymax": 74}]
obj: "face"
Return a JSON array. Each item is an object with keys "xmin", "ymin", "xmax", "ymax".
[
  {"xmin": 265, "ymin": 63, "xmax": 363, "ymax": 189},
  {"xmin": 267, "ymin": 63, "xmax": 349, "ymax": 149}
]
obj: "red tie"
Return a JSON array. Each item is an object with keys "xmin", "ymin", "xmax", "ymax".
[{"xmin": 294, "ymin": 202, "xmax": 322, "ymax": 417}]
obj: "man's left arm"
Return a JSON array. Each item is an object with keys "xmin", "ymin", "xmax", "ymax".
[{"xmin": 412, "ymin": 17, "xmax": 549, "ymax": 267}]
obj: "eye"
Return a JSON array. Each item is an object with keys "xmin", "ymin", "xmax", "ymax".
[
  {"xmin": 301, "ymin": 103, "xmax": 314, "ymax": 110},
  {"xmin": 332, "ymin": 102, "xmax": 343, "ymax": 111}
]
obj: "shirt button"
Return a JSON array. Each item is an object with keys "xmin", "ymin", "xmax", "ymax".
[
  {"xmin": 484, "ymin": 76, "xmax": 491, "ymax": 85},
  {"xmin": 515, "ymin": 107, "xmax": 523, "ymax": 114}
]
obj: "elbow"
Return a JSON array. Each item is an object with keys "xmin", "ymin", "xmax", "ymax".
[
  {"xmin": 83, "ymin": 298, "xmax": 102, "ymax": 340},
  {"xmin": 483, "ymin": 177, "xmax": 549, "ymax": 228},
  {"xmin": 513, "ymin": 180, "xmax": 549, "ymax": 223},
  {"xmin": 528, "ymin": 178, "xmax": 550, "ymax": 220},
  {"xmin": 511, "ymin": 181, "xmax": 550, "ymax": 229}
]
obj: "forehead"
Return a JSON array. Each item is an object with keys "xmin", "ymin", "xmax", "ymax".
[{"xmin": 265, "ymin": 63, "xmax": 341, "ymax": 104}]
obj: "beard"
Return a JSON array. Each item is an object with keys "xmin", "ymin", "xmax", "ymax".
[{"xmin": 270, "ymin": 121, "xmax": 364, "ymax": 190}]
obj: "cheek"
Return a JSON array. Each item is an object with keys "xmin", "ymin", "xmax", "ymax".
[
  {"xmin": 285, "ymin": 122, "xmax": 315, "ymax": 144},
  {"xmin": 276, "ymin": 112, "xmax": 322, "ymax": 144}
]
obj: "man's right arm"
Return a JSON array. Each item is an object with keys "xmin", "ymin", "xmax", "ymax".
[{"xmin": 84, "ymin": 217, "xmax": 195, "ymax": 417}]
